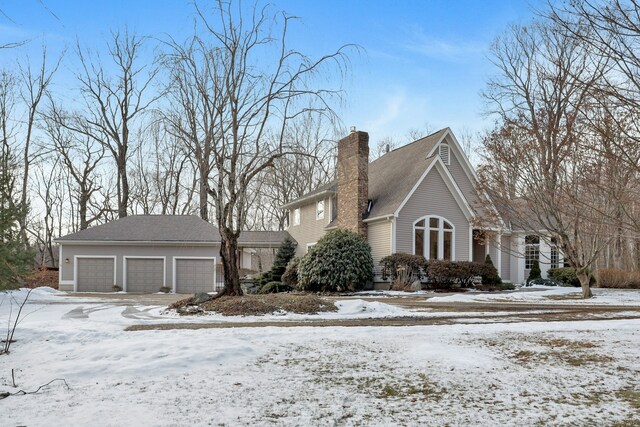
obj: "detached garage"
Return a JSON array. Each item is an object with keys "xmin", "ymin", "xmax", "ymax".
[{"xmin": 56, "ymin": 215, "xmax": 294, "ymax": 294}]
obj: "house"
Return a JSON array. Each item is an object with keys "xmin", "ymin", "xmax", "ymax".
[
  {"xmin": 283, "ymin": 128, "xmax": 562, "ymax": 287},
  {"xmin": 56, "ymin": 215, "xmax": 291, "ymax": 293},
  {"xmin": 56, "ymin": 128, "xmax": 561, "ymax": 293}
]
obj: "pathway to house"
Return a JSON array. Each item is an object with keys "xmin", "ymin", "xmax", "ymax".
[{"xmin": 58, "ymin": 287, "xmax": 640, "ymax": 330}]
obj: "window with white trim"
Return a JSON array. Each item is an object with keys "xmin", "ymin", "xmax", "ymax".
[
  {"xmin": 316, "ymin": 200, "xmax": 325, "ymax": 220},
  {"xmin": 525, "ymin": 235, "xmax": 540, "ymax": 269},
  {"xmin": 438, "ymin": 144, "xmax": 450, "ymax": 165},
  {"xmin": 550, "ymin": 237, "xmax": 559, "ymax": 269},
  {"xmin": 292, "ymin": 208, "xmax": 300, "ymax": 226},
  {"xmin": 414, "ymin": 216, "xmax": 454, "ymax": 260}
]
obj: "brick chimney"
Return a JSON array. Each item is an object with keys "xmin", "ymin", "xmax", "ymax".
[{"xmin": 337, "ymin": 129, "xmax": 369, "ymax": 237}]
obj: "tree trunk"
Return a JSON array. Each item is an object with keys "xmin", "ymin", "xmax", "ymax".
[
  {"xmin": 119, "ymin": 160, "xmax": 129, "ymax": 218},
  {"xmin": 219, "ymin": 230, "xmax": 242, "ymax": 296},
  {"xmin": 576, "ymin": 269, "xmax": 594, "ymax": 299},
  {"xmin": 199, "ymin": 174, "xmax": 208, "ymax": 221}
]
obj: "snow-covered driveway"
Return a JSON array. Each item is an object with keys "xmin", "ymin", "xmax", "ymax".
[{"xmin": 1, "ymin": 288, "xmax": 639, "ymax": 426}]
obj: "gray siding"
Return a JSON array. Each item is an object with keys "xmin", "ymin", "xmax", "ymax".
[
  {"xmin": 367, "ymin": 219, "xmax": 392, "ymax": 264},
  {"xmin": 396, "ymin": 165, "xmax": 470, "ymax": 260},
  {"xmin": 501, "ymin": 235, "xmax": 511, "ymax": 281},
  {"xmin": 447, "ymin": 144, "xmax": 493, "ymax": 219},
  {"xmin": 59, "ymin": 244, "xmax": 220, "ymax": 291},
  {"xmin": 287, "ymin": 196, "xmax": 331, "ymax": 257}
]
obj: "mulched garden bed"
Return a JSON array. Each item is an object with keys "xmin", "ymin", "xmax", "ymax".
[{"xmin": 169, "ymin": 293, "xmax": 337, "ymax": 316}]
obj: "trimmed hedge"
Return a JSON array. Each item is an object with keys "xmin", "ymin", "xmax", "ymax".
[
  {"xmin": 298, "ymin": 229, "xmax": 374, "ymax": 292},
  {"xmin": 547, "ymin": 267, "xmax": 580, "ymax": 287},
  {"xmin": 380, "ymin": 253, "xmax": 428, "ymax": 291},
  {"xmin": 426, "ymin": 259, "xmax": 503, "ymax": 289}
]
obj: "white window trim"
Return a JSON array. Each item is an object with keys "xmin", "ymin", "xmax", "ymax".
[
  {"xmin": 292, "ymin": 208, "xmax": 300, "ymax": 226},
  {"xmin": 73, "ymin": 255, "xmax": 117, "ymax": 292},
  {"xmin": 306, "ymin": 242, "xmax": 317, "ymax": 252},
  {"xmin": 172, "ymin": 256, "xmax": 216, "ymax": 294},
  {"xmin": 524, "ymin": 235, "xmax": 540, "ymax": 270},
  {"xmin": 412, "ymin": 215, "xmax": 456, "ymax": 261},
  {"xmin": 316, "ymin": 200, "xmax": 325, "ymax": 220},
  {"xmin": 123, "ymin": 256, "xmax": 166, "ymax": 293}
]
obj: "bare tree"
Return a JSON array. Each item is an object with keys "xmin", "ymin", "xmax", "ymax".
[
  {"xmin": 43, "ymin": 104, "xmax": 106, "ymax": 230},
  {"xmin": 15, "ymin": 48, "xmax": 60, "ymax": 244},
  {"xmin": 247, "ymin": 113, "xmax": 338, "ymax": 231},
  {"xmin": 480, "ymin": 20, "xmax": 612, "ymax": 298},
  {"xmin": 169, "ymin": 1, "xmax": 351, "ymax": 296},
  {"xmin": 66, "ymin": 29, "xmax": 161, "ymax": 219}
]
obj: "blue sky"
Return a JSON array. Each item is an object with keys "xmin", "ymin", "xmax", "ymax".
[{"xmin": 0, "ymin": 0, "xmax": 542, "ymax": 146}]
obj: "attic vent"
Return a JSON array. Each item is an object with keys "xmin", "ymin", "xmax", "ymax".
[{"xmin": 439, "ymin": 144, "xmax": 450, "ymax": 165}]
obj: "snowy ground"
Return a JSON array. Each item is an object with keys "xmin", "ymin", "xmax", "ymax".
[
  {"xmin": 1, "ymin": 288, "xmax": 640, "ymax": 426},
  {"xmin": 428, "ymin": 285, "xmax": 640, "ymax": 305}
]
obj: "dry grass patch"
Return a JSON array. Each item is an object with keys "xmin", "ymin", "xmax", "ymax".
[{"xmin": 170, "ymin": 293, "xmax": 337, "ymax": 316}]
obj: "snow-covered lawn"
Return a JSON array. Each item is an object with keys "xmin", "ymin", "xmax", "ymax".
[
  {"xmin": 1, "ymin": 288, "xmax": 639, "ymax": 426},
  {"xmin": 428, "ymin": 285, "xmax": 640, "ymax": 305}
]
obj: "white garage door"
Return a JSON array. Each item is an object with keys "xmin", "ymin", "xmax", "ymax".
[
  {"xmin": 76, "ymin": 258, "xmax": 115, "ymax": 292},
  {"xmin": 125, "ymin": 258, "xmax": 165, "ymax": 293},
  {"xmin": 175, "ymin": 258, "xmax": 215, "ymax": 294}
]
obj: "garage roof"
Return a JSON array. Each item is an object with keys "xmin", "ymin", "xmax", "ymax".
[{"xmin": 56, "ymin": 215, "xmax": 294, "ymax": 247}]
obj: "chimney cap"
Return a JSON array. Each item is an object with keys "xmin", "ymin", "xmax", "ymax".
[{"xmin": 350, "ymin": 126, "xmax": 356, "ymax": 133}]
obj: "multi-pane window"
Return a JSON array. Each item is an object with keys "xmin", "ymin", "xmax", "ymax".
[
  {"xmin": 316, "ymin": 200, "xmax": 325, "ymax": 220},
  {"xmin": 414, "ymin": 216, "xmax": 454, "ymax": 260},
  {"xmin": 525, "ymin": 235, "xmax": 540, "ymax": 269},
  {"xmin": 550, "ymin": 237, "xmax": 559, "ymax": 269},
  {"xmin": 292, "ymin": 208, "xmax": 300, "ymax": 226}
]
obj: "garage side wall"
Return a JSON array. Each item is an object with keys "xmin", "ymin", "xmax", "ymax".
[{"xmin": 59, "ymin": 244, "xmax": 220, "ymax": 292}]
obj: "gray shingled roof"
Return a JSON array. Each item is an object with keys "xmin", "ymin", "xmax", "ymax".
[
  {"xmin": 57, "ymin": 215, "xmax": 218, "ymax": 242},
  {"xmin": 238, "ymin": 230, "xmax": 293, "ymax": 245},
  {"xmin": 286, "ymin": 128, "xmax": 448, "ymax": 219},
  {"xmin": 57, "ymin": 215, "xmax": 294, "ymax": 246}
]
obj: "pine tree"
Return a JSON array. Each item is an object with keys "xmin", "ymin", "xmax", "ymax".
[
  {"xmin": 0, "ymin": 152, "xmax": 33, "ymax": 290},
  {"xmin": 270, "ymin": 237, "xmax": 297, "ymax": 282},
  {"xmin": 527, "ymin": 259, "xmax": 542, "ymax": 284}
]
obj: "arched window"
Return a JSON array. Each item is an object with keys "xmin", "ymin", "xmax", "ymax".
[
  {"xmin": 525, "ymin": 235, "xmax": 540, "ymax": 269},
  {"xmin": 414, "ymin": 216, "xmax": 454, "ymax": 260}
]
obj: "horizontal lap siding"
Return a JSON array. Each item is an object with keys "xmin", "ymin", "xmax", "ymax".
[
  {"xmin": 396, "ymin": 167, "xmax": 470, "ymax": 260},
  {"xmin": 287, "ymin": 197, "xmax": 331, "ymax": 257},
  {"xmin": 367, "ymin": 220, "xmax": 391, "ymax": 265}
]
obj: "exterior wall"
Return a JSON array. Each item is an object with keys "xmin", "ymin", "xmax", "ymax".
[
  {"xmin": 59, "ymin": 243, "xmax": 220, "ymax": 292},
  {"xmin": 287, "ymin": 196, "xmax": 332, "ymax": 257},
  {"xmin": 396, "ymin": 167, "xmax": 471, "ymax": 261},
  {"xmin": 500, "ymin": 235, "xmax": 512, "ymax": 281},
  {"xmin": 511, "ymin": 234, "xmax": 526, "ymax": 284},
  {"xmin": 367, "ymin": 219, "xmax": 392, "ymax": 265},
  {"xmin": 448, "ymin": 151, "xmax": 478, "ymax": 208}
]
